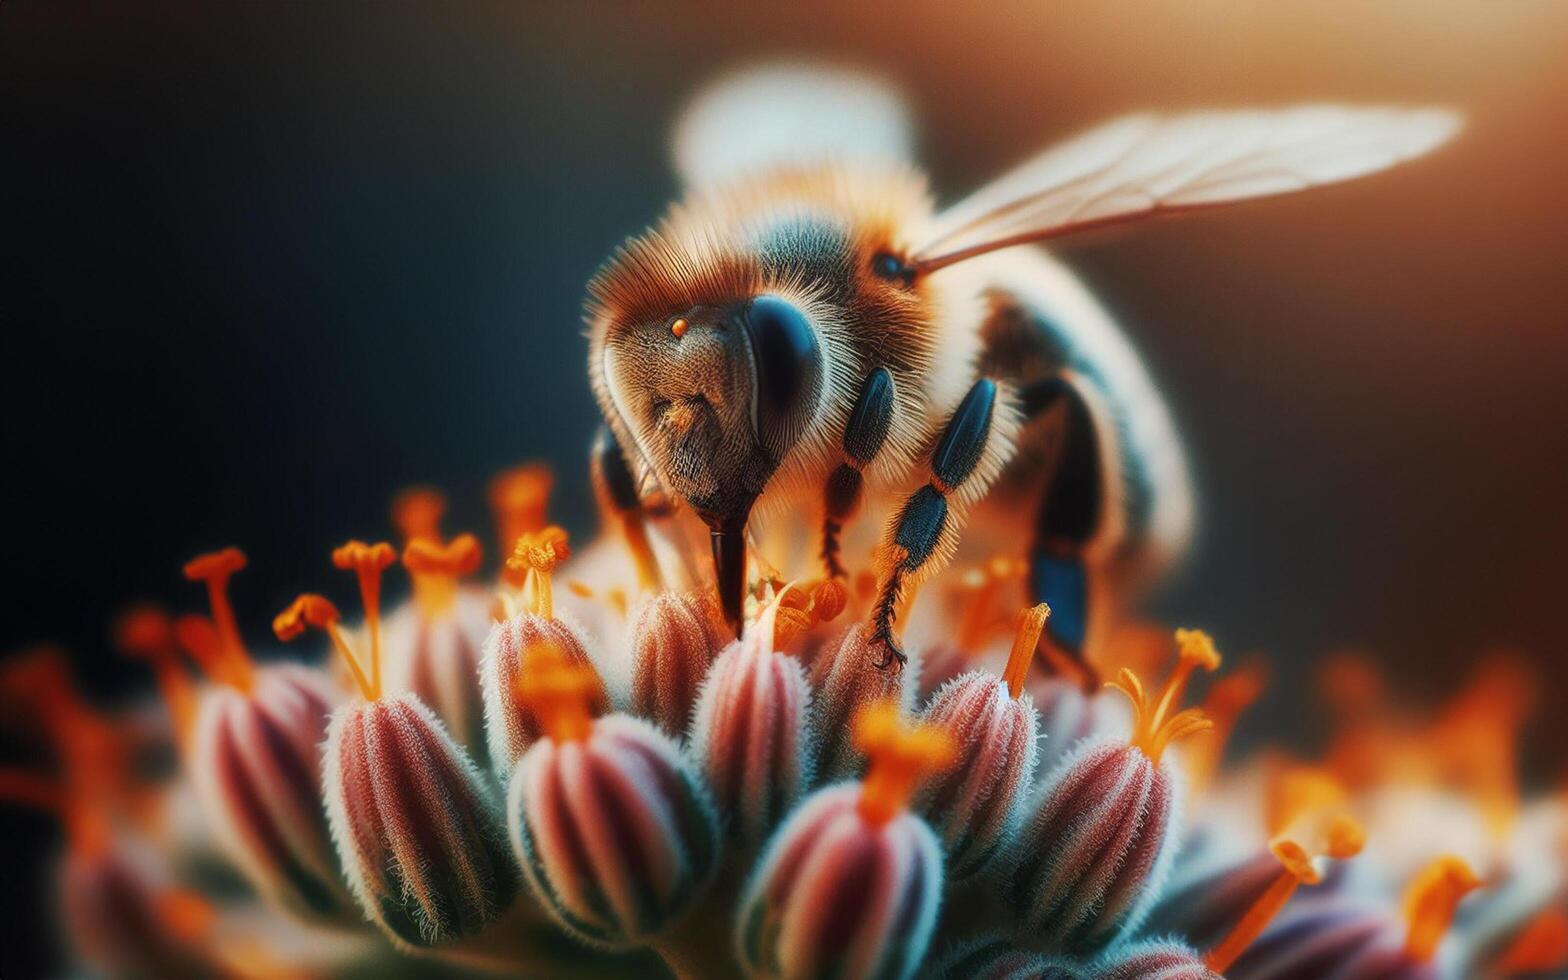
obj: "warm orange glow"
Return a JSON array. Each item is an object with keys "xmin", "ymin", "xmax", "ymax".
[
  {"xmin": 953, "ymin": 555, "xmax": 1027, "ymax": 654},
  {"xmin": 515, "ymin": 643, "xmax": 599, "ymax": 743},
  {"xmin": 670, "ymin": 316, "xmax": 689, "ymax": 338},
  {"xmin": 1403, "ymin": 856, "xmax": 1481, "ymax": 963},
  {"xmin": 402, "ymin": 532, "xmax": 483, "ymax": 618},
  {"xmin": 852, "ymin": 699, "xmax": 956, "ymax": 826}
]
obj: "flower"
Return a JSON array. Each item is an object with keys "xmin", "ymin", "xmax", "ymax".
[
  {"xmin": 506, "ymin": 644, "xmax": 719, "ymax": 947},
  {"xmin": 1008, "ymin": 629, "xmax": 1221, "ymax": 954},
  {"xmin": 916, "ymin": 603, "xmax": 1046, "ymax": 879},
  {"xmin": 281, "ymin": 539, "xmax": 518, "ymax": 947},
  {"xmin": 629, "ymin": 589, "xmax": 726, "ymax": 736},
  {"xmin": 737, "ymin": 699, "xmax": 953, "ymax": 980}
]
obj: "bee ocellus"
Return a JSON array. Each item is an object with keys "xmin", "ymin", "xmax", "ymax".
[{"xmin": 586, "ymin": 64, "xmax": 1459, "ymax": 669}]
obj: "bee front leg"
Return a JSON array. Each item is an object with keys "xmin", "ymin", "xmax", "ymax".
[
  {"xmin": 820, "ymin": 368, "xmax": 895, "ymax": 579},
  {"xmin": 867, "ymin": 377, "xmax": 1018, "ymax": 670},
  {"xmin": 590, "ymin": 425, "xmax": 663, "ymax": 590}
]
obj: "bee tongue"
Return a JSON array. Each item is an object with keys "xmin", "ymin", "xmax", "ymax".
[{"xmin": 702, "ymin": 510, "xmax": 752, "ymax": 639}]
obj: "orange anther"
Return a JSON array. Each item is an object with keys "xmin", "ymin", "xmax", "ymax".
[
  {"xmin": 182, "ymin": 547, "xmax": 247, "ymax": 584},
  {"xmin": 1002, "ymin": 603, "xmax": 1051, "ymax": 699},
  {"xmin": 1108, "ymin": 629, "xmax": 1222, "ymax": 765},
  {"xmin": 402, "ymin": 533, "xmax": 483, "ymax": 579},
  {"xmin": 491, "ymin": 464, "xmax": 554, "ymax": 572},
  {"xmin": 515, "ymin": 643, "xmax": 599, "ymax": 743},
  {"xmin": 853, "ymin": 700, "xmax": 957, "ymax": 826},
  {"xmin": 113, "ymin": 605, "xmax": 197, "ymax": 748},
  {"xmin": 1403, "ymin": 856, "xmax": 1481, "ymax": 962},
  {"xmin": 331, "ymin": 540, "xmax": 396, "ymax": 574},
  {"xmin": 507, "ymin": 527, "xmax": 571, "ymax": 619},
  {"xmin": 272, "ymin": 594, "xmax": 340, "ymax": 642},
  {"xmin": 391, "ymin": 486, "xmax": 446, "ymax": 544},
  {"xmin": 181, "ymin": 547, "xmax": 254, "ymax": 691},
  {"xmin": 811, "ymin": 578, "xmax": 848, "ymax": 624}
]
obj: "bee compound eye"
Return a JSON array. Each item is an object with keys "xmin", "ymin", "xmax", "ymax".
[{"xmin": 741, "ymin": 295, "xmax": 822, "ymax": 458}]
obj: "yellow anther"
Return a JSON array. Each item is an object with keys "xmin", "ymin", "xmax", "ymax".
[
  {"xmin": 1108, "ymin": 628, "xmax": 1222, "ymax": 764},
  {"xmin": 852, "ymin": 700, "xmax": 957, "ymax": 826}
]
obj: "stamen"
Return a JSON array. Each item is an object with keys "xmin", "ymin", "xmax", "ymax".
[
  {"xmin": 1204, "ymin": 806, "xmax": 1366, "ymax": 972},
  {"xmin": 331, "ymin": 540, "xmax": 396, "ymax": 700},
  {"xmin": 515, "ymin": 643, "xmax": 598, "ymax": 743},
  {"xmin": 402, "ymin": 533, "xmax": 483, "ymax": 618},
  {"xmin": 113, "ymin": 605, "xmax": 197, "ymax": 747},
  {"xmin": 391, "ymin": 486, "xmax": 446, "ymax": 544},
  {"xmin": 1002, "ymin": 603, "xmax": 1051, "ymax": 699},
  {"xmin": 1402, "ymin": 856, "xmax": 1480, "ymax": 963},
  {"xmin": 490, "ymin": 464, "xmax": 554, "ymax": 577},
  {"xmin": 181, "ymin": 548, "xmax": 254, "ymax": 692},
  {"xmin": 1107, "ymin": 629, "xmax": 1221, "ymax": 764},
  {"xmin": 274, "ymin": 593, "xmax": 376, "ymax": 699},
  {"xmin": 506, "ymin": 527, "xmax": 570, "ymax": 619},
  {"xmin": 852, "ymin": 700, "xmax": 957, "ymax": 826}
]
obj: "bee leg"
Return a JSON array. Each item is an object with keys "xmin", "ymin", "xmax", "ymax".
[
  {"xmin": 590, "ymin": 425, "xmax": 663, "ymax": 590},
  {"xmin": 1020, "ymin": 376, "xmax": 1104, "ymax": 684},
  {"xmin": 821, "ymin": 368, "xmax": 895, "ymax": 579},
  {"xmin": 868, "ymin": 377, "xmax": 1011, "ymax": 670}
]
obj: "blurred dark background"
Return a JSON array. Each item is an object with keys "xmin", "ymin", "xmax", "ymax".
[{"xmin": 3, "ymin": 2, "xmax": 1565, "ymax": 975}]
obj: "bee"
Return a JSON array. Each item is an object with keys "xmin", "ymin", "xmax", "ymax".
[{"xmin": 587, "ymin": 64, "xmax": 1458, "ymax": 669}]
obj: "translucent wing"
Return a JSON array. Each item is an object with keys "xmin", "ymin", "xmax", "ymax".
[
  {"xmin": 912, "ymin": 106, "xmax": 1461, "ymax": 272},
  {"xmin": 672, "ymin": 63, "xmax": 915, "ymax": 189}
]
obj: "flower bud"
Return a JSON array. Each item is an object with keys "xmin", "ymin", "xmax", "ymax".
[
  {"xmin": 191, "ymin": 664, "xmax": 353, "ymax": 922},
  {"xmin": 689, "ymin": 596, "xmax": 813, "ymax": 847},
  {"xmin": 1094, "ymin": 939, "xmax": 1217, "ymax": 980},
  {"xmin": 810, "ymin": 623, "xmax": 917, "ymax": 780},
  {"xmin": 1010, "ymin": 631, "xmax": 1222, "ymax": 954},
  {"xmin": 629, "ymin": 590, "xmax": 725, "ymax": 736},
  {"xmin": 481, "ymin": 610, "xmax": 607, "ymax": 773},
  {"xmin": 927, "ymin": 934, "xmax": 1085, "ymax": 979},
  {"xmin": 383, "ymin": 589, "xmax": 492, "ymax": 762},
  {"xmin": 917, "ymin": 605, "xmax": 1046, "ymax": 880},
  {"xmin": 737, "ymin": 701, "xmax": 953, "ymax": 980},
  {"xmin": 323, "ymin": 693, "xmax": 518, "ymax": 947},
  {"xmin": 506, "ymin": 646, "xmax": 719, "ymax": 947}
]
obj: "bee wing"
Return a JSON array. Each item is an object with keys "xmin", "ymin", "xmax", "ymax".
[
  {"xmin": 672, "ymin": 63, "xmax": 915, "ymax": 189},
  {"xmin": 912, "ymin": 106, "xmax": 1461, "ymax": 272}
]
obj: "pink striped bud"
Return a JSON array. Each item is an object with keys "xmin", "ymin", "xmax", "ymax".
[
  {"xmin": 323, "ymin": 693, "xmax": 518, "ymax": 947},
  {"xmin": 480, "ymin": 610, "xmax": 607, "ymax": 773},
  {"xmin": 917, "ymin": 605, "xmax": 1045, "ymax": 880},
  {"xmin": 506, "ymin": 646, "xmax": 719, "ymax": 947},
  {"xmin": 383, "ymin": 590, "xmax": 492, "ymax": 765},
  {"xmin": 690, "ymin": 596, "xmax": 814, "ymax": 846},
  {"xmin": 737, "ymin": 701, "xmax": 952, "ymax": 980},
  {"xmin": 629, "ymin": 590, "xmax": 725, "ymax": 736},
  {"xmin": 1094, "ymin": 939, "xmax": 1217, "ymax": 980},
  {"xmin": 191, "ymin": 663, "xmax": 353, "ymax": 922},
  {"xmin": 810, "ymin": 623, "xmax": 916, "ymax": 780},
  {"xmin": 1010, "ymin": 634, "xmax": 1222, "ymax": 954},
  {"xmin": 928, "ymin": 935, "xmax": 1086, "ymax": 979}
]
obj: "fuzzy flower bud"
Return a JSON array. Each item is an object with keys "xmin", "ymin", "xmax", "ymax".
[
  {"xmin": 737, "ymin": 700, "xmax": 953, "ymax": 980},
  {"xmin": 1009, "ymin": 631, "xmax": 1222, "ymax": 954},
  {"xmin": 1027, "ymin": 674, "xmax": 1132, "ymax": 776},
  {"xmin": 191, "ymin": 664, "xmax": 352, "ymax": 921},
  {"xmin": 629, "ymin": 590, "xmax": 725, "ymax": 736},
  {"xmin": 323, "ymin": 693, "xmax": 518, "ymax": 947},
  {"xmin": 481, "ymin": 610, "xmax": 607, "ymax": 773},
  {"xmin": 690, "ymin": 594, "xmax": 814, "ymax": 847},
  {"xmin": 506, "ymin": 646, "xmax": 719, "ymax": 947},
  {"xmin": 810, "ymin": 622, "xmax": 917, "ymax": 780},
  {"xmin": 917, "ymin": 604, "xmax": 1046, "ymax": 879}
]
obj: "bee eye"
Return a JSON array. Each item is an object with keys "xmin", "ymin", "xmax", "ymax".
[
  {"xmin": 870, "ymin": 251, "xmax": 913, "ymax": 284},
  {"xmin": 740, "ymin": 295, "xmax": 822, "ymax": 459}
]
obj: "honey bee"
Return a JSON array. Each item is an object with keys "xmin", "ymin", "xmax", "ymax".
[{"xmin": 587, "ymin": 64, "xmax": 1458, "ymax": 668}]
